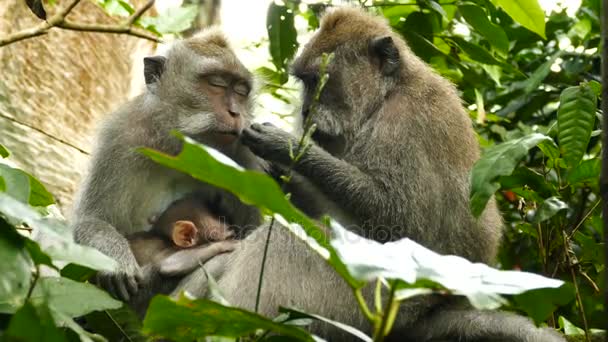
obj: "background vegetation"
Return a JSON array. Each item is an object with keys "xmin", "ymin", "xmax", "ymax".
[{"xmin": 0, "ymin": 0, "xmax": 605, "ymax": 341}]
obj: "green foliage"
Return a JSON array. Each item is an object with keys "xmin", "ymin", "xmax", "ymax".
[
  {"xmin": 267, "ymin": 2, "xmax": 299, "ymax": 84},
  {"xmin": 557, "ymin": 83, "xmax": 598, "ymax": 167},
  {"xmin": 4, "ymin": 0, "xmax": 606, "ymax": 340},
  {"xmin": 143, "ymin": 295, "xmax": 317, "ymax": 341},
  {"xmin": 470, "ymin": 133, "xmax": 551, "ymax": 217},
  {"xmin": 138, "ymin": 5, "xmax": 199, "ymax": 35},
  {"xmin": 493, "ymin": 0, "xmax": 546, "ymax": 38}
]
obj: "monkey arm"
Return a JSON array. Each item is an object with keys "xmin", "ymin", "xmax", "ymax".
[
  {"xmin": 158, "ymin": 240, "xmax": 237, "ymax": 277},
  {"xmin": 243, "ymin": 123, "xmax": 392, "ymax": 228},
  {"xmin": 73, "ymin": 216, "xmax": 142, "ymax": 301}
]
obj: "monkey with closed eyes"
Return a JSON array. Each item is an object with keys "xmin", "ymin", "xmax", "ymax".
[
  {"xmin": 175, "ymin": 7, "xmax": 566, "ymax": 342},
  {"xmin": 70, "ymin": 28, "xmax": 262, "ymax": 315},
  {"xmin": 128, "ymin": 193, "xmax": 236, "ymax": 277}
]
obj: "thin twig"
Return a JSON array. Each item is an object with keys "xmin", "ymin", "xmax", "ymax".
[
  {"xmin": 568, "ymin": 200, "xmax": 600, "ymax": 240},
  {"xmin": 25, "ymin": 265, "xmax": 40, "ymax": 301},
  {"xmin": 127, "ymin": 0, "xmax": 155, "ymax": 26},
  {"xmin": 0, "ymin": 0, "xmax": 160, "ymax": 47},
  {"xmin": 563, "ymin": 231, "xmax": 591, "ymax": 342},
  {"xmin": 0, "ymin": 112, "xmax": 89, "ymax": 155}
]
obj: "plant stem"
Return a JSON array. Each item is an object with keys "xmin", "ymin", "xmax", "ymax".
[
  {"xmin": 254, "ymin": 217, "xmax": 275, "ymax": 313},
  {"xmin": 373, "ymin": 281, "xmax": 397, "ymax": 342},
  {"xmin": 562, "ymin": 231, "xmax": 590, "ymax": 342},
  {"xmin": 253, "ymin": 52, "xmax": 334, "ymax": 315}
]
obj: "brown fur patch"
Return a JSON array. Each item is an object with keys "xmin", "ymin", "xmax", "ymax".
[{"xmin": 185, "ymin": 27, "xmax": 231, "ymax": 57}]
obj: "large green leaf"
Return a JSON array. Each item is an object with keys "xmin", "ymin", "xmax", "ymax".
[
  {"xmin": 566, "ymin": 158, "xmax": 600, "ymax": 185},
  {"xmin": 458, "ymin": 4, "xmax": 509, "ymax": 56},
  {"xmin": 6, "ymin": 302, "xmax": 67, "ymax": 342},
  {"xmin": 331, "ymin": 221, "xmax": 563, "ymax": 310},
  {"xmin": 0, "ymin": 219, "xmax": 32, "ymax": 314},
  {"xmin": 532, "ymin": 196, "xmax": 568, "ymax": 223},
  {"xmin": 0, "ymin": 164, "xmax": 55, "ymax": 206},
  {"xmin": 139, "ymin": 134, "xmax": 360, "ymax": 289},
  {"xmin": 518, "ymin": 52, "xmax": 561, "ymax": 94},
  {"xmin": 149, "ymin": 5, "xmax": 197, "ymax": 34},
  {"xmin": 448, "ymin": 36, "xmax": 502, "ymax": 65},
  {"xmin": 143, "ymin": 295, "xmax": 316, "ymax": 341},
  {"xmin": 30, "ymin": 277, "xmax": 121, "ymax": 318},
  {"xmin": 495, "ymin": 0, "xmax": 546, "ymax": 38},
  {"xmin": 0, "ymin": 193, "xmax": 117, "ymax": 272},
  {"xmin": 557, "ymin": 83, "xmax": 597, "ymax": 168},
  {"xmin": 470, "ymin": 133, "xmax": 552, "ymax": 217},
  {"xmin": 279, "ymin": 307, "xmax": 371, "ymax": 342},
  {"xmin": 267, "ymin": 2, "xmax": 298, "ymax": 80},
  {"xmin": 86, "ymin": 306, "xmax": 146, "ymax": 342},
  {"xmin": 513, "ymin": 284, "xmax": 574, "ymax": 324}
]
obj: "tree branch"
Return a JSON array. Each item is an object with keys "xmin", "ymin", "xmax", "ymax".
[{"xmin": 0, "ymin": 0, "xmax": 161, "ymax": 48}]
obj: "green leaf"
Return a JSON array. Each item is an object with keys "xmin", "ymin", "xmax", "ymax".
[
  {"xmin": 0, "ymin": 193, "xmax": 117, "ymax": 272},
  {"xmin": 423, "ymin": 0, "xmax": 447, "ymax": 18},
  {"xmin": 96, "ymin": 0, "xmax": 134, "ymax": 17},
  {"xmin": 30, "ymin": 277, "xmax": 122, "ymax": 318},
  {"xmin": 532, "ymin": 196, "xmax": 568, "ymax": 223},
  {"xmin": 495, "ymin": 0, "xmax": 546, "ymax": 38},
  {"xmin": 0, "ymin": 219, "xmax": 32, "ymax": 314},
  {"xmin": 267, "ymin": 2, "xmax": 298, "ymax": 77},
  {"xmin": 448, "ymin": 36, "xmax": 502, "ymax": 65},
  {"xmin": 513, "ymin": 284, "xmax": 574, "ymax": 324},
  {"xmin": 458, "ymin": 4, "xmax": 509, "ymax": 56},
  {"xmin": 568, "ymin": 18, "xmax": 591, "ymax": 40},
  {"xmin": 25, "ymin": 0, "xmax": 47, "ymax": 20},
  {"xmin": 60, "ymin": 264, "xmax": 97, "ymax": 282},
  {"xmin": 331, "ymin": 221, "xmax": 563, "ymax": 310},
  {"xmin": 567, "ymin": 158, "xmax": 600, "ymax": 185},
  {"xmin": 0, "ymin": 144, "xmax": 9, "ymax": 158},
  {"xmin": 470, "ymin": 133, "xmax": 552, "ymax": 217},
  {"xmin": 149, "ymin": 5, "xmax": 198, "ymax": 34},
  {"xmin": 557, "ymin": 84, "xmax": 597, "ymax": 167},
  {"xmin": 143, "ymin": 295, "xmax": 316, "ymax": 341},
  {"xmin": 139, "ymin": 134, "xmax": 360, "ymax": 289},
  {"xmin": 519, "ymin": 52, "xmax": 561, "ymax": 94},
  {"xmin": 6, "ymin": 302, "xmax": 68, "ymax": 342},
  {"xmin": 559, "ymin": 316, "xmax": 585, "ymax": 335},
  {"xmin": 279, "ymin": 307, "xmax": 372, "ymax": 342},
  {"xmin": 86, "ymin": 306, "xmax": 146, "ymax": 342},
  {"xmin": 0, "ymin": 164, "xmax": 55, "ymax": 206}
]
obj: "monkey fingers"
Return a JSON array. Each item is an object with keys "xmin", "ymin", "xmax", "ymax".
[{"xmin": 242, "ymin": 123, "xmax": 295, "ymax": 165}]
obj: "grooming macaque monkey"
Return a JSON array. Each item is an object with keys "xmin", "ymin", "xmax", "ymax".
[
  {"xmin": 128, "ymin": 194, "xmax": 236, "ymax": 277},
  {"xmin": 71, "ymin": 29, "xmax": 261, "ymax": 310},
  {"xmin": 175, "ymin": 7, "xmax": 565, "ymax": 341}
]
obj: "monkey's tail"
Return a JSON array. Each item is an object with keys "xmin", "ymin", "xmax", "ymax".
[{"xmin": 391, "ymin": 309, "xmax": 566, "ymax": 342}]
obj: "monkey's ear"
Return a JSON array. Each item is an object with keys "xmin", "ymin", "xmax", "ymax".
[
  {"xmin": 370, "ymin": 36, "xmax": 400, "ymax": 76},
  {"xmin": 143, "ymin": 56, "xmax": 166, "ymax": 87}
]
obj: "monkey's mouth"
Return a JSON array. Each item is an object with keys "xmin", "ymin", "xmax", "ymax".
[{"xmin": 211, "ymin": 129, "xmax": 240, "ymax": 144}]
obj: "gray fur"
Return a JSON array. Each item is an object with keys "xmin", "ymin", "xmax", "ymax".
[
  {"xmin": 70, "ymin": 28, "xmax": 261, "ymax": 314},
  {"xmin": 176, "ymin": 7, "xmax": 564, "ymax": 341}
]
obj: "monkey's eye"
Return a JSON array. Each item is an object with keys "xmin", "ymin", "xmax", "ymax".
[
  {"xmin": 207, "ymin": 75, "xmax": 229, "ymax": 88},
  {"xmin": 234, "ymin": 82, "xmax": 250, "ymax": 96}
]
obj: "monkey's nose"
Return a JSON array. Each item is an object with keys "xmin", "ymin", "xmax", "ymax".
[{"xmin": 228, "ymin": 110, "xmax": 240, "ymax": 117}]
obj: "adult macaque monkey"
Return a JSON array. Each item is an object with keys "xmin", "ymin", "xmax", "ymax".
[
  {"xmin": 178, "ymin": 7, "xmax": 565, "ymax": 342},
  {"xmin": 71, "ymin": 29, "xmax": 261, "ymax": 306}
]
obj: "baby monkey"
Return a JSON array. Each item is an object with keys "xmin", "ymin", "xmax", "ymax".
[{"xmin": 128, "ymin": 194, "xmax": 236, "ymax": 277}]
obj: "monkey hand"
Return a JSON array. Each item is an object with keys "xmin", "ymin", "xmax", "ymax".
[
  {"xmin": 95, "ymin": 261, "xmax": 143, "ymax": 302},
  {"xmin": 242, "ymin": 123, "xmax": 298, "ymax": 165}
]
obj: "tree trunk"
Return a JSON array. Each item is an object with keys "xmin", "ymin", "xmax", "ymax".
[{"xmin": 0, "ymin": 0, "xmax": 156, "ymax": 212}]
